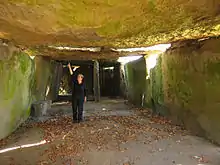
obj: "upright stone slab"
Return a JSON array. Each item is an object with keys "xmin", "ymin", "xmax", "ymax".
[
  {"xmin": 0, "ymin": 43, "xmax": 35, "ymax": 139},
  {"xmin": 93, "ymin": 60, "xmax": 100, "ymax": 102}
]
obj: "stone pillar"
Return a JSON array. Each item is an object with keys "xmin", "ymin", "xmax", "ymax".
[
  {"xmin": 119, "ymin": 64, "xmax": 127, "ymax": 99},
  {"xmin": 93, "ymin": 60, "xmax": 100, "ymax": 102},
  {"xmin": 41, "ymin": 60, "xmax": 63, "ymax": 101},
  {"xmin": 54, "ymin": 63, "xmax": 63, "ymax": 99},
  {"xmin": 114, "ymin": 63, "xmax": 120, "ymax": 97}
]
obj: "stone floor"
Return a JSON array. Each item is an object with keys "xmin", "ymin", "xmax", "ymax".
[{"xmin": 0, "ymin": 99, "xmax": 220, "ymax": 165}]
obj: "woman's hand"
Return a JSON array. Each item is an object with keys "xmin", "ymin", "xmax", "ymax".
[
  {"xmin": 68, "ymin": 63, "xmax": 71, "ymax": 68},
  {"xmin": 84, "ymin": 97, "xmax": 87, "ymax": 102},
  {"xmin": 68, "ymin": 63, "xmax": 73, "ymax": 75}
]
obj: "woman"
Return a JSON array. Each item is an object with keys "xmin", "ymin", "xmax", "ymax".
[{"xmin": 68, "ymin": 63, "xmax": 87, "ymax": 123}]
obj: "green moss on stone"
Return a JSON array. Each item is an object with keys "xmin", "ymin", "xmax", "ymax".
[
  {"xmin": 19, "ymin": 52, "xmax": 31, "ymax": 74},
  {"xmin": 0, "ymin": 45, "xmax": 60, "ymax": 139},
  {"xmin": 123, "ymin": 38, "xmax": 220, "ymax": 144},
  {"xmin": 161, "ymin": 38, "xmax": 220, "ymax": 144},
  {"xmin": 0, "ymin": 47, "xmax": 35, "ymax": 139},
  {"xmin": 124, "ymin": 58, "xmax": 146, "ymax": 105}
]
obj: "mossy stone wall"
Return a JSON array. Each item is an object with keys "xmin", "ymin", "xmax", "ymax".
[
  {"xmin": 145, "ymin": 54, "xmax": 169, "ymax": 115},
  {"xmin": 124, "ymin": 38, "xmax": 220, "ymax": 144},
  {"xmin": 0, "ymin": 45, "xmax": 61, "ymax": 139},
  {"xmin": 33, "ymin": 56, "xmax": 61, "ymax": 101},
  {"xmin": 163, "ymin": 38, "xmax": 220, "ymax": 144},
  {"xmin": 124, "ymin": 56, "xmax": 165, "ymax": 112},
  {"xmin": 124, "ymin": 58, "xmax": 146, "ymax": 106},
  {"xmin": 0, "ymin": 45, "xmax": 35, "ymax": 139}
]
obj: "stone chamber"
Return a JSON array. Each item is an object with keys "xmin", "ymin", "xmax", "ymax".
[{"xmin": 0, "ymin": 0, "xmax": 220, "ymax": 164}]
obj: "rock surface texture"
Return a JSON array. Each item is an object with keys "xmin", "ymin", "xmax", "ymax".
[
  {"xmin": 0, "ymin": 43, "xmax": 61, "ymax": 139},
  {"xmin": 124, "ymin": 37, "xmax": 220, "ymax": 145},
  {"xmin": 0, "ymin": 44, "xmax": 34, "ymax": 139},
  {"xmin": 0, "ymin": 0, "xmax": 219, "ymax": 50}
]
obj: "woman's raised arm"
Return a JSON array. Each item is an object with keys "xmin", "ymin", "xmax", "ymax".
[{"xmin": 68, "ymin": 63, "xmax": 73, "ymax": 75}]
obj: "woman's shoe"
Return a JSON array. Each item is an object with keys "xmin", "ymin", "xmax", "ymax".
[
  {"xmin": 79, "ymin": 118, "xmax": 85, "ymax": 122},
  {"xmin": 72, "ymin": 120, "xmax": 78, "ymax": 123}
]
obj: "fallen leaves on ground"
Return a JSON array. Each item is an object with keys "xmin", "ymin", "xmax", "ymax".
[
  {"xmin": 0, "ymin": 108, "xmax": 187, "ymax": 165},
  {"xmin": 192, "ymin": 155, "xmax": 210, "ymax": 163},
  {"xmin": 28, "ymin": 111, "xmax": 186, "ymax": 163}
]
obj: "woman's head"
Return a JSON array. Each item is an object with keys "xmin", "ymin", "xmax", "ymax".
[{"xmin": 77, "ymin": 74, "xmax": 84, "ymax": 84}]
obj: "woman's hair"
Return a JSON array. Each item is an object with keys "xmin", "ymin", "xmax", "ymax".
[{"xmin": 77, "ymin": 74, "xmax": 84, "ymax": 79}]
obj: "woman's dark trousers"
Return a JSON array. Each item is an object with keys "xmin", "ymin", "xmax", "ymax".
[{"xmin": 72, "ymin": 97, "xmax": 84, "ymax": 122}]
